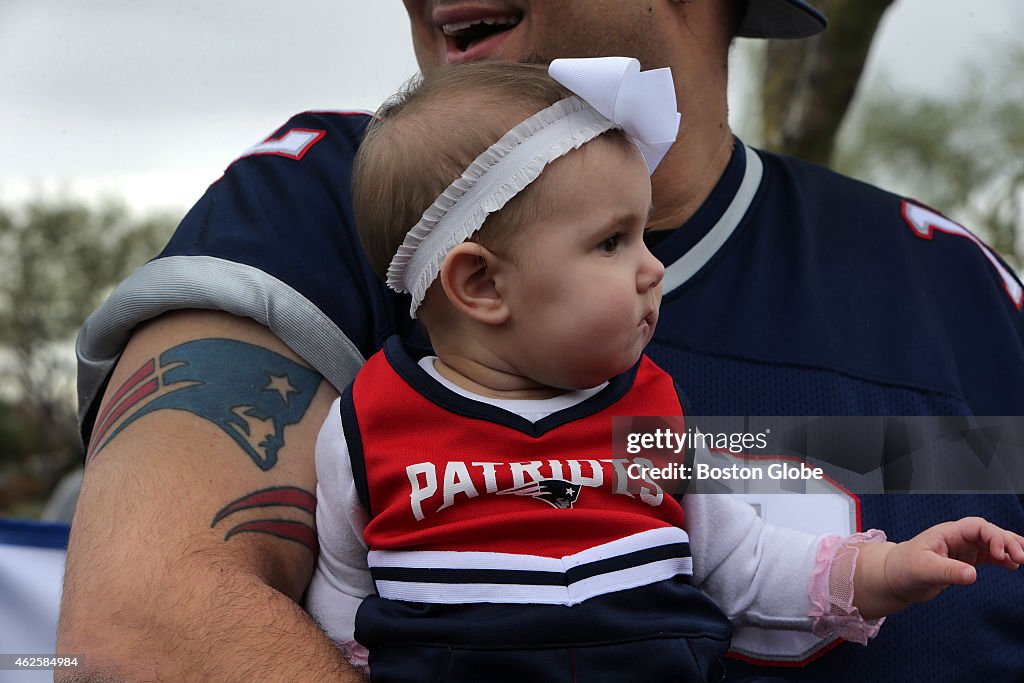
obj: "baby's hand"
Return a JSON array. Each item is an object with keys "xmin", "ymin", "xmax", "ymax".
[
  {"xmin": 853, "ymin": 517, "xmax": 1024, "ymax": 619},
  {"xmin": 883, "ymin": 517, "xmax": 1024, "ymax": 603}
]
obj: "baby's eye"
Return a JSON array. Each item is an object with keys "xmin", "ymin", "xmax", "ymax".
[{"xmin": 598, "ymin": 233, "xmax": 623, "ymax": 253}]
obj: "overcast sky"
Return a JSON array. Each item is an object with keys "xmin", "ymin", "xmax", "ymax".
[{"xmin": 1, "ymin": 0, "xmax": 1020, "ymax": 215}]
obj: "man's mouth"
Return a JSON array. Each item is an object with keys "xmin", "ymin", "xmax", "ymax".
[{"xmin": 442, "ymin": 14, "xmax": 521, "ymax": 53}]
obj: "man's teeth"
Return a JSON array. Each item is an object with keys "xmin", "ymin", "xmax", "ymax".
[{"xmin": 442, "ymin": 16, "xmax": 519, "ymax": 36}]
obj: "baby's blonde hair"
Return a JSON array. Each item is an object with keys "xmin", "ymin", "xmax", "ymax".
[{"xmin": 353, "ymin": 62, "xmax": 618, "ymax": 281}]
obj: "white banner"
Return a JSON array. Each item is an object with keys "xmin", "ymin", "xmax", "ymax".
[{"xmin": 0, "ymin": 519, "xmax": 68, "ymax": 683}]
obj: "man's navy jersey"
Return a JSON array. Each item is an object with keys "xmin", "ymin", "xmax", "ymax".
[
  {"xmin": 647, "ymin": 143, "xmax": 1024, "ymax": 418},
  {"xmin": 644, "ymin": 143, "xmax": 1024, "ymax": 681},
  {"xmin": 77, "ymin": 111, "xmax": 1024, "ymax": 682}
]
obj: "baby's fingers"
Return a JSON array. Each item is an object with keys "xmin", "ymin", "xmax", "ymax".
[
  {"xmin": 903, "ymin": 551, "xmax": 976, "ymax": 596},
  {"xmin": 938, "ymin": 554, "xmax": 975, "ymax": 586},
  {"xmin": 979, "ymin": 523, "xmax": 1024, "ymax": 569}
]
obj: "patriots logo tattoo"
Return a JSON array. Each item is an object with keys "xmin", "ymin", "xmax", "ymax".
[
  {"xmin": 211, "ymin": 486, "xmax": 317, "ymax": 553},
  {"xmin": 88, "ymin": 339, "xmax": 322, "ymax": 470},
  {"xmin": 497, "ymin": 479, "xmax": 585, "ymax": 509}
]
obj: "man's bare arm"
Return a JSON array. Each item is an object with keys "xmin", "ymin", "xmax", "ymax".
[{"xmin": 57, "ymin": 310, "xmax": 364, "ymax": 681}]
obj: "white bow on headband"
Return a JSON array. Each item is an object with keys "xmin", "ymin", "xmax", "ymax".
[
  {"xmin": 387, "ymin": 56, "xmax": 681, "ymax": 317},
  {"xmin": 548, "ymin": 57, "xmax": 680, "ymax": 173}
]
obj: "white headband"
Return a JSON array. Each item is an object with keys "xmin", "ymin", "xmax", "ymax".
[{"xmin": 386, "ymin": 56, "xmax": 681, "ymax": 317}]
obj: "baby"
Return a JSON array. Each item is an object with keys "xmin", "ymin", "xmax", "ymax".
[{"xmin": 305, "ymin": 58, "xmax": 1024, "ymax": 682}]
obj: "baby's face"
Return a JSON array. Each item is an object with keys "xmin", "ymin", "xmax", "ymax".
[{"xmin": 498, "ymin": 136, "xmax": 663, "ymax": 390}]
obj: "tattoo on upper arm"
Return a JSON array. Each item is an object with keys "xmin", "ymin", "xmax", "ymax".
[
  {"xmin": 211, "ymin": 486, "xmax": 317, "ymax": 553},
  {"xmin": 87, "ymin": 338, "xmax": 323, "ymax": 470}
]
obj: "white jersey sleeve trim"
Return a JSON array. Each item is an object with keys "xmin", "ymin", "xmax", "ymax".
[{"xmin": 76, "ymin": 254, "xmax": 367, "ymax": 430}]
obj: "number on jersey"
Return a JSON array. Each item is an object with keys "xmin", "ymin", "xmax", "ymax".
[
  {"xmin": 902, "ymin": 200, "xmax": 1023, "ymax": 310},
  {"xmin": 238, "ymin": 128, "xmax": 326, "ymax": 161}
]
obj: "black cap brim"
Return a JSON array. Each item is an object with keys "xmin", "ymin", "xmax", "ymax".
[{"xmin": 736, "ymin": 0, "xmax": 827, "ymax": 39}]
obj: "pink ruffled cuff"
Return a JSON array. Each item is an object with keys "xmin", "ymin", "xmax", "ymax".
[
  {"xmin": 338, "ymin": 639, "xmax": 370, "ymax": 674},
  {"xmin": 808, "ymin": 530, "xmax": 887, "ymax": 645}
]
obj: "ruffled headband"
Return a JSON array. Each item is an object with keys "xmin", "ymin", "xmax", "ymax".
[{"xmin": 386, "ymin": 56, "xmax": 681, "ymax": 317}]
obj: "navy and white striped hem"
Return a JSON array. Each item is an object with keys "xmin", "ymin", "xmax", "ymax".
[{"xmin": 368, "ymin": 527, "xmax": 692, "ymax": 605}]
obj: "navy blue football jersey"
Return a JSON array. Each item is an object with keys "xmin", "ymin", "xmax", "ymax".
[
  {"xmin": 646, "ymin": 142, "xmax": 1024, "ymax": 681},
  {"xmin": 77, "ymin": 112, "xmax": 1024, "ymax": 682}
]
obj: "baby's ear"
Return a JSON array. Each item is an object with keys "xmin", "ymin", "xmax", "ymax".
[{"xmin": 440, "ymin": 242, "xmax": 509, "ymax": 325}]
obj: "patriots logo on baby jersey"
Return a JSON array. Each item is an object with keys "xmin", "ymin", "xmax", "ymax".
[
  {"xmin": 88, "ymin": 339, "xmax": 321, "ymax": 470},
  {"xmin": 497, "ymin": 479, "xmax": 586, "ymax": 509}
]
